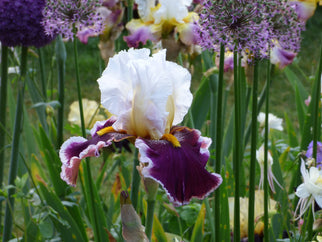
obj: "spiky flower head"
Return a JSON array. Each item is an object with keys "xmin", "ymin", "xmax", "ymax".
[
  {"xmin": 0, "ymin": 0, "xmax": 55, "ymax": 47},
  {"xmin": 267, "ymin": 0, "xmax": 304, "ymax": 53},
  {"xmin": 42, "ymin": 0, "xmax": 104, "ymax": 40},
  {"xmin": 196, "ymin": 0, "xmax": 304, "ymax": 59}
]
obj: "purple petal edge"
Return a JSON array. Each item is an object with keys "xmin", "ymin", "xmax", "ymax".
[{"xmin": 59, "ymin": 118, "xmax": 132, "ymax": 186}]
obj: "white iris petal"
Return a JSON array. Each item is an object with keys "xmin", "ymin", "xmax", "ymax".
[
  {"xmin": 97, "ymin": 48, "xmax": 192, "ymax": 139},
  {"xmin": 153, "ymin": 0, "xmax": 192, "ymax": 24}
]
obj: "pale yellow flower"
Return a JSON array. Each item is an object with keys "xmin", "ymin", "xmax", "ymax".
[
  {"xmin": 229, "ymin": 190, "xmax": 277, "ymax": 238},
  {"xmin": 68, "ymin": 99, "xmax": 106, "ymax": 129}
]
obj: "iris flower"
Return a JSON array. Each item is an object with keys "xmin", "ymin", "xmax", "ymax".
[
  {"xmin": 295, "ymin": 159, "xmax": 322, "ymax": 219},
  {"xmin": 59, "ymin": 48, "xmax": 222, "ymax": 206},
  {"xmin": 124, "ymin": 0, "xmax": 199, "ymax": 49}
]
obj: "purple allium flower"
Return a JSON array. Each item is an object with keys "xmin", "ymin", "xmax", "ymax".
[
  {"xmin": 196, "ymin": 0, "xmax": 304, "ymax": 59},
  {"xmin": 0, "ymin": 0, "xmax": 55, "ymax": 47},
  {"xmin": 267, "ymin": 0, "xmax": 304, "ymax": 54},
  {"xmin": 306, "ymin": 141, "xmax": 322, "ymax": 169},
  {"xmin": 42, "ymin": 0, "xmax": 104, "ymax": 40},
  {"xmin": 196, "ymin": 0, "xmax": 271, "ymax": 57}
]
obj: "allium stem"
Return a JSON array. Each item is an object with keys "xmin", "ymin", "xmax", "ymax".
[
  {"xmin": 2, "ymin": 46, "xmax": 28, "ymax": 242},
  {"xmin": 56, "ymin": 35, "xmax": 66, "ymax": 149},
  {"xmin": 248, "ymin": 57, "xmax": 259, "ymax": 242},
  {"xmin": 73, "ymin": 38, "xmax": 86, "ymax": 137},
  {"xmin": 0, "ymin": 45, "xmax": 8, "ymax": 228},
  {"xmin": 233, "ymin": 50, "xmax": 241, "ymax": 242},
  {"xmin": 130, "ymin": 149, "xmax": 140, "ymax": 211},
  {"xmin": 264, "ymin": 58, "xmax": 271, "ymax": 242},
  {"xmin": 73, "ymin": 36, "xmax": 103, "ymax": 241},
  {"xmin": 214, "ymin": 43, "xmax": 225, "ymax": 242}
]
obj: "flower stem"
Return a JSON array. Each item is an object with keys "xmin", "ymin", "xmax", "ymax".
[
  {"xmin": 0, "ymin": 45, "xmax": 8, "ymax": 229},
  {"xmin": 130, "ymin": 149, "xmax": 140, "ymax": 211},
  {"xmin": 214, "ymin": 43, "xmax": 225, "ymax": 242},
  {"xmin": 248, "ymin": 58, "xmax": 259, "ymax": 242},
  {"xmin": 73, "ymin": 37, "xmax": 102, "ymax": 241},
  {"xmin": 264, "ymin": 60, "xmax": 271, "ymax": 242},
  {"xmin": 37, "ymin": 47, "xmax": 47, "ymax": 101},
  {"xmin": 2, "ymin": 46, "xmax": 28, "ymax": 242},
  {"xmin": 56, "ymin": 35, "xmax": 66, "ymax": 149},
  {"xmin": 233, "ymin": 50, "xmax": 241, "ymax": 242},
  {"xmin": 73, "ymin": 38, "xmax": 86, "ymax": 137},
  {"xmin": 145, "ymin": 199, "xmax": 156, "ymax": 240}
]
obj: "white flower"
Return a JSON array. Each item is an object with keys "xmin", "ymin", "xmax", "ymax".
[
  {"xmin": 98, "ymin": 48, "xmax": 192, "ymax": 139},
  {"xmin": 257, "ymin": 112, "xmax": 283, "ymax": 136},
  {"xmin": 256, "ymin": 144, "xmax": 282, "ymax": 193},
  {"xmin": 153, "ymin": 0, "xmax": 192, "ymax": 24},
  {"xmin": 295, "ymin": 159, "xmax": 322, "ymax": 219}
]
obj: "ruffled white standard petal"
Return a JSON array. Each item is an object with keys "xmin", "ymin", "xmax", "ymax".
[
  {"xmin": 135, "ymin": 0, "xmax": 155, "ymax": 21},
  {"xmin": 153, "ymin": 0, "xmax": 192, "ymax": 24},
  {"xmin": 97, "ymin": 48, "xmax": 192, "ymax": 139}
]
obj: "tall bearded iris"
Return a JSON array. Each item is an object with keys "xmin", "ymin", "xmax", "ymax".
[{"xmin": 59, "ymin": 48, "xmax": 222, "ymax": 206}]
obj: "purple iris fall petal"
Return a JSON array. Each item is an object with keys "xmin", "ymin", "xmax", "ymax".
[
  {"xmin": 59, "ymin": 117, "xmax": 133, "ymax": 186},
  {"xmin": 135, "ymin": 126, "xmax": 222, "ymax": 206},
  {"xmin": 123, "ymin": 27, "xmax": 157, "ymax": 48}
]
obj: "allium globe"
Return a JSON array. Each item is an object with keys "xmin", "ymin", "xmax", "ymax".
[{"xmin": 0, "ymin": 0, "xmax": 55, "ymax": 47}]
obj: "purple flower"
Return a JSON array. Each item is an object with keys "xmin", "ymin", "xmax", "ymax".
[
  {"xmin": 267, "ymin": 0, "xmax": 304, "ymax": 54},
  {"xmin": 196, "ymin": 0, "xmax": 271, "ymax": 57},
  {"xmin": 270, "ymin": 45, "xmax": 297, "ymax": 69},
  {"xmin": 306, "ymin": 141, "xmax": 322, "ymax": 169},
  {"xmin": 42, "ymin": 0, "xmax": 105, "ymax": 40},
  {"xmin": 196, "ymin": 0, "xmax": 304, "ymax": 59},
  {"xmin": 59, "ymin": 48, "xmax": 222, "ymax": 206},
  {"xmin": 0, "ymin": 0, "xmax": 55, "ymax": 47}
]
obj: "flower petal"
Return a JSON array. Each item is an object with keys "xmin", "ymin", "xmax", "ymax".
[
  {"xmin": 59, "ymin": 118, "xmax": 133, "ymax": 186},
  {"xmin": 295, "ymin": 184, "xmax": 310, "ymax": 198},
  {"xmin": 135, "ymin": 126, "xmax": 222, "ymax": 206}
]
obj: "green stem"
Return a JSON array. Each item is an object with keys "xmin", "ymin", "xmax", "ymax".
[
  {"xmin": 37, "ymin": 48, "xmax": 47, "ymax": 101},
  {"xmin": 2, "ymin": 46, "xmax": 28, "ymax": 242},
  {"xmin": 0, "ymin": 45, "xmax": 8, "ymax": 228},
  {"xmin": 73, "ymin": 36, "xmax": 102, "ymax": 241},
  {"xmin": 127, "ymin": 0, "xmax": 133, "ymax": 22},
  {"xmin": 56, "ymin": 35, "xmax": 66, "ymax": 149},
  {"xmin": 130, "ymin": 149, "xmax": 140, "ymax": 211},
  {"xmin": 233, "ymin": 50, "xmax": 241, "ymax": 242},
  {"xmin": 264, "ymin": 60, "xmax": 271, "ymax": 242},
  {"xmin": 73, "ymin": 38, "xmax": 86, "ymax": 137},
  {"xmin": 215, "ymin": 43, "xmax": 225, "ymax": 242},
  {"xmin": 248, "ymin": 58, "xmax": 259, "ymax": 242},
  {"xmin": 145, "ymin": 199, "xmax": 156, "ymax": 240}
]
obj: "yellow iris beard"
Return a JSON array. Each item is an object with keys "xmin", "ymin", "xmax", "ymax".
[
  {"xmin": 96, "ymin": 126, "xmax": 115, "ymax": 136},
  {"xmin": 162, "ymin": 133, "xmax": 181, "ymax": 148}
]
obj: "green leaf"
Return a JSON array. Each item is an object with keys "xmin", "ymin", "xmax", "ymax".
[
  {"xmin": 294, "ymin": 86, "xmax": 306, "ymax": 133},
  {"xmin": 190, "ymin": 203, "xmax": 206, "ymax": 242},
  {"xmin": 190, "ymin": 76, "xmax": 211, "ymax": 130},
  {"xmin": 152, "ymin": 214, "xmax": 167, "ymax": 242},
  {"xmin": 284, "ymin": 66, "xmax": 308, "ymax": 102},
  {"xmin": 38, "ymin": 182, "xmax": 87, "ymax": 241},
  {"xmin": 284, "ymin": 112, "xmax": 299, "ymax": 147},
  {"xmin": 35, "ymin": 125, "xmax": 68, "ymax": 197},
  {"xmin": 220, "ymin": 168, "xmax": 231, "ymax": 242}
]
